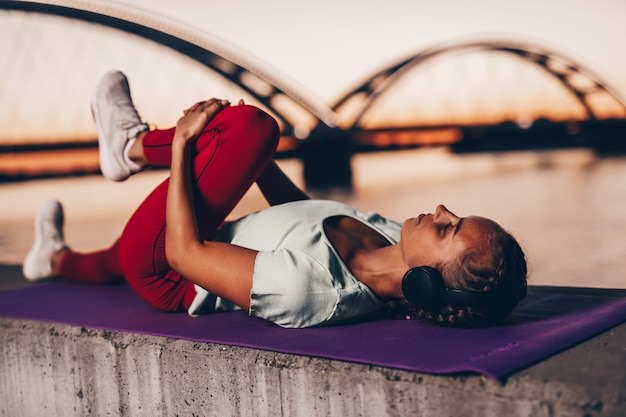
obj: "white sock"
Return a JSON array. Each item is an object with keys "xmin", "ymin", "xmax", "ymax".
[{"xmin": 123, "ymin": 138, "xmax": 142, "ymax": 172}]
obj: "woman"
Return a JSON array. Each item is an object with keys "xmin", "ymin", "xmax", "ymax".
[{"xmin": 23, "ymin": 71, "xmax": 527, "ymax": 328}]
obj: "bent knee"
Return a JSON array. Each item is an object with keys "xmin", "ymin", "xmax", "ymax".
[{"xmin": 219, "ymin": 105, "xmax": 280, "ymax": 154}]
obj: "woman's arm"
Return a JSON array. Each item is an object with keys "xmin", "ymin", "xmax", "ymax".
[
  {"xmin": 229, "ymin": 98, "xmax": 308, "ymax": 206},
  {"xmin": 165, "ymin": 99, "xmax": 257, "ymax": 310},
  {"xmin": 256, "ymin": 160, "xmax": 310, "ymax": 206}
]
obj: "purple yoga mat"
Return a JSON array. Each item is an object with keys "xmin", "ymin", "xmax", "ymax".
[{"xmin": 0, "ymin": 281, "xmax": 624, "ymax": 379}]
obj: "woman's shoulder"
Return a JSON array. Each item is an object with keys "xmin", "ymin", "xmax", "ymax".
[
  {"xmin": 287, "ymin": 199, "xmax": 402, "ymax": 243},
  {"xmin": 228, "ymin": 199, "xmax": 400, "ymax": 244},
  {"xmin": 256, "ymin": 199, "xmax": 358, "ymax": 220}
]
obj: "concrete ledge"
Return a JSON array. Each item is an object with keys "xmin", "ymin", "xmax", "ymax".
[{"xmin": 1, "ymin": 317, "xmax": 624, "ymax": 417}]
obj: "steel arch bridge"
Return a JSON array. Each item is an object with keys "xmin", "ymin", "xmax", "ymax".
[
  {"xmin": 2, "ymin": 0, "xmax": 626, "ymax": 187},
  {"xmin": 3, "ymin": 0, "xmax": 625, "ymax": 135},
  {"xmin": 0, "ymin": 0, "xmax": 339, "ymax": 137},
  {"xmin": 332, "ymin": 40, "xmax": 626, "ymax": 130}
]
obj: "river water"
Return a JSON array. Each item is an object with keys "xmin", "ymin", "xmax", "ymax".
[{"xmin": 1, "ymin": 147, "xmax": 624, "ymax": 289}]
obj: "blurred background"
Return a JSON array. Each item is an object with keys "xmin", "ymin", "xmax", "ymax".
[{"xmin": 0, "ymin": 0, "xmax": 625, "ymax": 289}]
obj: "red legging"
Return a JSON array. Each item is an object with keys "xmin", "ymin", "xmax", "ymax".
[{"xmin": 58, "ymin": 105, "xmax": 279, "ymax": 312}]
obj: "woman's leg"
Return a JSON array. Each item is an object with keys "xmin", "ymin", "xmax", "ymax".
[
  {"xmin": 118, "ymin": 105, "xmax": 279, "ymax": 312},
  {"xmin": 57, "ymin": 241, "xmax": 124, "ymax": 285},
  {"xmin": 22, "ymin": 200, "xmax": 123, "ymax": 284}
]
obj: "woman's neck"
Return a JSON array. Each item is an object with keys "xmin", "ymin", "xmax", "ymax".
[
  {"xmin": 323, "ymin": 216, "xmax": 407, "ymax": 300},
  {"xmin": 350, "ymin": 245, "xmax": 406, "ymax": 300}
]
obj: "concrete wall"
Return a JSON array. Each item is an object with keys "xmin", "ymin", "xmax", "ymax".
[{"xmin": 1, "ymin": 317, "xmax": 624, "ymax": 417}]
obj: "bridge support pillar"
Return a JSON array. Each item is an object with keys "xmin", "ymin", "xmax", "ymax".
[{"xmin": 301, "ymin": 127, "xmax": 353, "ymax": 190}]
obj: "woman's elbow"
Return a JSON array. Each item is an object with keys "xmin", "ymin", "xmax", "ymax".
[
  {"xmin": 165, "ymin": 241, "xmax": 178, "ymax": 270},
  {"xmin": 165, "ymin": 237, "xmax": 190, "ymax": 271}
]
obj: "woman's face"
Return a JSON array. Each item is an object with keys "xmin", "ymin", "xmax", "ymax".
[{"xmin": 400, "ymin": 205, "xmax": 498, "ymax": 269}]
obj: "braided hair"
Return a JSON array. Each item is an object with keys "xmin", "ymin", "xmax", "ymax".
[{"xmin": 391, "ymin": 225, "xmax": 527, "ymax": 326}]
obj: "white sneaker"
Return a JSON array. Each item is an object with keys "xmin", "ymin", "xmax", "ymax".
[
  {"xmin": 91, "ymin": 70, "xmax": 148, "ymax": 182},
  {"xmin": 23, "ymin": 200, "xmax": 68, "ymax": 281}
]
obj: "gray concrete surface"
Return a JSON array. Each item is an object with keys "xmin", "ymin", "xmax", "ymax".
[
  {"xmin": 1, "ymin": 263, "xmax": 625, "ymax": 417},
  {"xmin": 1, "ymin": 318, "xmax": 624, "ymax": 417}
]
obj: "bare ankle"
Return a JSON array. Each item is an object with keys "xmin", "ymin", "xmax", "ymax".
[
  {"xmin": 50, "ymin": 248, "xmax": 69, "ymax": 276},
  {"xmin": 128, "ymin": 130, "xmax": 149, "ymax": 167}
]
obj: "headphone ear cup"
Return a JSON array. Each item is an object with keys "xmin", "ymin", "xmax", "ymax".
[{"xmin": 401, "ymin": 266, "xmax": 445, "ymax": 310}]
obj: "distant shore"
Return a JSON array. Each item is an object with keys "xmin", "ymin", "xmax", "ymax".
[{"xmin": 0, "ymin": 147, "xmax": 101, "ymax": 181}]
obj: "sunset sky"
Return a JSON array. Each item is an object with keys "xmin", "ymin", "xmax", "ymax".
[
  {"xmin": 116, "ymin": 0, "xmax": 626, "ymax": 102},
  {"xmin": 1, "ymin": 0, "xmax": 625, "ymax": 143}
]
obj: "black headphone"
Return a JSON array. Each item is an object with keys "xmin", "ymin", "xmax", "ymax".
[{"xmin": 401, "ymin": 266, "xmax": 527, "ymax": 311}]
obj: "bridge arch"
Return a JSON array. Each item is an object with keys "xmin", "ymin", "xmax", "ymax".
[
  {"xmin": 0, "ymin": 0, "xmax": 338, "ymax": 136},
  {"xmin": 332, "ymin": 40, "xmax": 626, "ymax": 130}
]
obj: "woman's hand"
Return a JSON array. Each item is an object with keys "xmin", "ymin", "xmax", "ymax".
[{"xmin": 174, "ymin": 98, "xmax": 230, "ymax": 145}]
